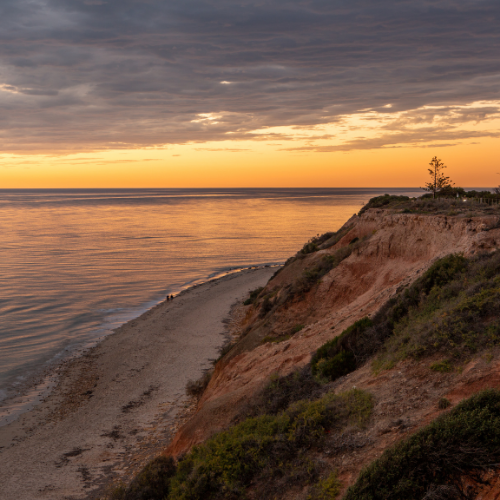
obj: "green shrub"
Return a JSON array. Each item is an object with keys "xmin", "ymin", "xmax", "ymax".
[
  {"xmin": 296, "ymin": 238, "xmax": 368, "ymax": 295},
  {"xmin": 251, "ymin": 367, "xmax": 323, "ymax": 416},
  {"xmin": 244, "ymin": 286, "xmax": 264, "ymax": 305},
  {"xmin": 186, "ymin": 370, "xmax": 213, "ymax": 398},
  {"xmin": 430, "ymin": 360, "xmax": 453, "ymax": 373},
  {"xmin": 112, "ymin": 456, "xmax": 176, "ymax": 500},
  {"xmin": 293, "ymin": 324, "xmax": 305, "ymax": 333},
  {"xmin": 377, "ymin": 252, "xmax": 500, "ymax": 366},
  {"xmin": 314, "ymin": 351, "xmax": 356, "ymax": 381},
  {"xmin": 311, "ymin": 318, "xmax": 373, "ymax": 382},
  {"xmin": 438, "ymin": 397, "xmax": 451, "ymax": 410},
  {"xmin": 343, "ymin": 389, "xmax": 500, "ymax": 500},
  {"xmin": 315, "ymin": 225, "xmax": 355, "ymax": 250},
  {"xmin": 168, "ymin": 389, "xmax": 373, "ymax": 500},
  {"xmin": 306, "ymin": 252, "xmax": 498, "ymax": 380},
  {"xmin": 301, "ymin": 240, "xmax": 320, "ymax": 255},
  {"xmin": 299, "ymin": 231, "xmax": 343, "ymax": 255},
  {"xmin": 369, "ymin": 251, "xmax": 500, "ymax": 371},
  {"xmin": 308, "ymin": 471, "xmax": 342, "ymax": 500},
  {"xmin": 358, "ymin": 195, "xmax": 410, "ymax": 216}
]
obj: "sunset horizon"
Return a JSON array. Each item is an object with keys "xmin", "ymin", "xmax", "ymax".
[
  {"xmin": 2, "ymin": 1, "xmax": 500, "ymax": 188},
  {"xmin": 3, "ymin": 2, "xmax": 500, "ymax": 498}
]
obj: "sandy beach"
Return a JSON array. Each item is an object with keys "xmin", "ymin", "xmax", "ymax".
[{"xmin": 0, "ymin": 266, "xmax": 276, "ymax": 500}]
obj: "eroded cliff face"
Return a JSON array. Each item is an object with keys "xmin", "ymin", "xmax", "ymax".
[{"xmin": 165, "ymin": 210, "xmax": 500, "ymax": 495}]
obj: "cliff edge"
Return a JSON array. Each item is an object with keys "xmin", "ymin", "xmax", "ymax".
[
  {"xmin": 111, "ymin": 201, "xmax": 500, "ymax": 500},
  {"xmin": 167, "ymin": 209, "xmax": 500, "ymax": 461}
]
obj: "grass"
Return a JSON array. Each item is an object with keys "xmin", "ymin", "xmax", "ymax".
[
  {"xmin": 342, "ymin": 389, "xmax": 500, "ymax": 500},
  {"xmin": 298, "ymin": 226, "xmax": 355, "ymax": 256},
  {"xmin": 358, "ymin": 194, "xmax": 410, "ymax": 215},
  {"xmin": 261, "ymin": 324, "xmax": 305, "ymax": 344},
  {"xmin": 261, "ymin": 334, "xmax": 292, "ymax": 344}
]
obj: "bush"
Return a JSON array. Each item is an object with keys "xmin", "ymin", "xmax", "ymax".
[
  {"xmin": 311, "ymin": 318, "xmax": 373, "ymax": 382},
  {"xmin": 244, "ymin": 286, "xmax": 264, "ymax": 305},
  {"xmin": 308, "ymin": 471, "xmax": 342, "ymax": 500},
  {"xmin": 314, "ymin": 351, "xmax": 356, "ymax": 381},
  {"xmin": 430, "ymin": 360, "xmax": 453, "ymax": 373},
  {"xmin": 318, "ymin": 225, "xmax": 354, "ymax": 250},
  {"xmin": 168, "ymin": 389, "xmax": 373, "ymax": 500},
  {"xmin": 296, "ymin": 237, "xmax": 369, "ymax": 295},
  {"xmin": 299, "ymin": 231, "xmax": 346, "ymax": 256},
  {"xmin": 259, "ymin": 295, "xmax": 275, "ymax": 317},
  {"xmin": 377, "ymin": 251, "xmax": 500, "ymax": 367},
  {"xmin": 111, "ymin": 456, "xmax": 176, "ymax": 500},
  {"xmin": 251, "ymin": 367, "xmax": 324, "ymax": 416},
  {"xmin": 309, "ymin": 253, "xmax": 489, "ymax": 379},
  {"xmin": 359, "ymin": 195, "xmax": 410, "ymax": 216},
  {"xmin": 343, "ymin": 389, "xmax": 500, "ymax": 500},
  {"xmin": 438, "ymin": 398, "xmax": 451, "ymax": 410},
  {"xmin": 186, "ymin": 370, "xmax": 213, "ymax": 398}
]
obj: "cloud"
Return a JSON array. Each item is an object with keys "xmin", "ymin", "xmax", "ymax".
[
  {"xmin": 281, "ymin": 127, "xmax": 500, "ymax": 153},
  {"xmin": 0, "ymin": 0, "xmax": 500, "ymax": 152}
]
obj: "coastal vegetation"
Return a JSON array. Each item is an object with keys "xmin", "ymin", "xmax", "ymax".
[
  {"xmin": 359, "ymin": 191, "xmax": 500, "ymax": 217},
  {"xmin": 107, "ymin": 196, "xmax": 500, "ymax": 500},
  {"xmin": 374, "ymin": 250, "xmax": 500, "ymax": 371},
  {"xmin": 298, "ymin": 225, "xmax": 353, "ymax": 255},
  {"xmin": 244, "ymin": 287, "xmax": 264, "ymax": 305},
  {"xmin": 344, "ymin": 389, "xmax": 500, "ymax": 500},
  {"xmin": 110, "ymin": 389, "xmax": 373, "ymax": 500},
  {"xmin": 273, "ymin": 251, "xmax": 500, "ymax": 387}
]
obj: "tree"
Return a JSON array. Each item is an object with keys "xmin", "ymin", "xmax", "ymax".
[{"xmin": 423, "ymin": 156, "xmax": 453, "ymax": 199}]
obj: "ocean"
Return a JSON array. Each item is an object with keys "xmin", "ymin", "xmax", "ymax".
[{"xmin": 0, "ymin": 188, "xmax": 421, "ymax": 422}]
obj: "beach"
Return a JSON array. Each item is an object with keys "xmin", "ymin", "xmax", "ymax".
[{"xmin": 0, "ymin": 266, "xmax": 276, "ymax": 500}]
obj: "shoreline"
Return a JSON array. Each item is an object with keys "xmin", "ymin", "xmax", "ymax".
[
  {"xmin": 0, "ymin": 263, "xmax": 281, "ymax": 428},
  {"xmin": 0, "ymin": 265, "xmax": 277, "ymax": 500}
]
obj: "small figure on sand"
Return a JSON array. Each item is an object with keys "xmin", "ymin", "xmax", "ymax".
[{"xmin": 166, "ymin": 295, "xmax": 170, "ymax": 301}]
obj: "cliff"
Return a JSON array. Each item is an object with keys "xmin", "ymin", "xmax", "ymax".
[
  {"xmin": 167, "ymin": 210, "xmax": 500, "ymax": 460},
  {"xmin": 114, "ymin": 203, "xmax": 500, "ymax": 500}
]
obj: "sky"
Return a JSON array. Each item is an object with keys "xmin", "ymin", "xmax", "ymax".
[{"xmin": 1, "ymin": 0, "xmax": 499, "ymax": 188}]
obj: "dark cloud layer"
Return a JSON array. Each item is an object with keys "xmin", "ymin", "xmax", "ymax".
[{"xmin": 0, "ymin": 0, "xmax": 499, "ymax": 152}]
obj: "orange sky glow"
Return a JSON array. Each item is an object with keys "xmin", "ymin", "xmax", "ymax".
[{"xmin": 2, "ymin": 101, "xmax": 499, "ymax": 188}]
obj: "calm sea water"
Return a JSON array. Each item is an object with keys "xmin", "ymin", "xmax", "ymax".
[{"xmin": 0, "ymin": 188, "xmax": 421, "ymax": 410}]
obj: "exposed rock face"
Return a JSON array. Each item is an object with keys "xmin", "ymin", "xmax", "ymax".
[{"xmin": 165, "ymin": 209, "xmax": 500, "ymax": 486}]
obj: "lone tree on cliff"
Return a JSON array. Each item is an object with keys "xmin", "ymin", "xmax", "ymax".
[{"xmin": 423, "ymin": 156, "xmax": 453, "ymax": 198}]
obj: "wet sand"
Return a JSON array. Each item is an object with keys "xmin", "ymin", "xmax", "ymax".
[{"xmin": 0, "ymin": 266, "xmax": 276, "ymax": 500}]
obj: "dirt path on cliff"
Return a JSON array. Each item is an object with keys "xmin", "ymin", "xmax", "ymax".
[{"xmin": 0, "ymin": 267, "xmax": 276, "ymax": 500}]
